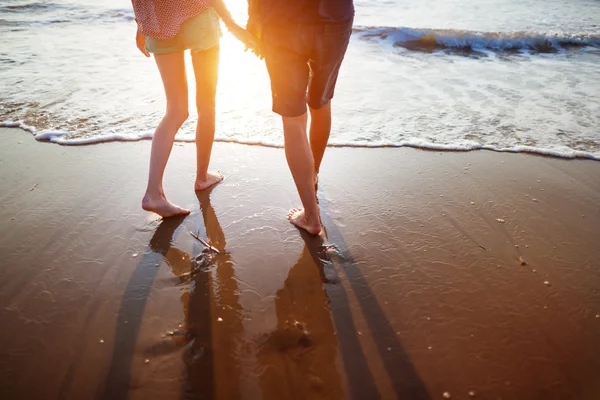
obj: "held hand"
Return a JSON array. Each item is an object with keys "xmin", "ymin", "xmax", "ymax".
[
  {"xmin": 136, "ymin": 29, "xmax": 150, "ymax": 57},
  {"xmin": 227, "ymin": 24, "xmax": 263, "ymax": 58}
]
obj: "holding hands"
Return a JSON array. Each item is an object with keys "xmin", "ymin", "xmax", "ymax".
[
  {"xmin": 226, "ymin": 22, "xmax": 262, "ymax": 58},
  {"xmin": 211, "ymin": 0, "xmax": 262, "ymax": 57},
  {"xmin": 134, "ymin": 0, "xmax": 262, "ymax": 59}
]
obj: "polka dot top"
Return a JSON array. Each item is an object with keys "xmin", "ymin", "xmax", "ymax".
[{"xmin": 132, "ymin": 0, "xmax": 212, "ymax": 40}]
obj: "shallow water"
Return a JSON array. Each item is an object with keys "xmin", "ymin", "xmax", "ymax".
[{"xmin": 0, "ymin": 0, "xmax": 599, "ymax": 158}]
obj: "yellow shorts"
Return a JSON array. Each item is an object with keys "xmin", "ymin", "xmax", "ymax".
[{"xmin": 145, "ymin": 8, "xmax": 221, "ymax": 54}]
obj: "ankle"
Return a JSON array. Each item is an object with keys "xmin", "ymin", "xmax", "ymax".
[
  {"xmin": 304, "ymin": 209, "xmax": 321, "ymax": 224},
  {"xmin": 143, "ymin": 189, "xmax": 164, "ymax": 200},
  {"xmin": 195, "ymin": 170, "xmax": 209, "ymax": 181}
]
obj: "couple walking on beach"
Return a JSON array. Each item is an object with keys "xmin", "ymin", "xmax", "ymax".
[{"xmin": 133, "ymin": 0, "xmax": 354, "ymax": 235}]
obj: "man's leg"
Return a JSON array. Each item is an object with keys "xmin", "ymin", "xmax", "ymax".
[
  {"xmin": 262, "ymin": 23, "xmax": 322, "ymax": 234},
  {"xmin": 307, "ymin": 20, "xmax": 353, "ymax": 187},
  {"xmin": 309, "ymin": 100, "xmax": 332, "ymax": 177},
  {"xmin": 283, "ymin": 113, "xmax": 322, "ymax": 235}
]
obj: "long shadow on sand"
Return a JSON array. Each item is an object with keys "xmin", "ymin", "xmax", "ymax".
[
  {"xmin": 102, "ymin": 214, "xmax": 189, "ymax": 400},
  {"xmin": 318, "ymin": 197, "xmax": 431, "ymax": 400}
]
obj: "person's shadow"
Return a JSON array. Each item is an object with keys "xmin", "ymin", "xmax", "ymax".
[
  {"xmin": 102, "ymin": 214, "xmax": 188, "ymax": 400},
  {"xmin": 256, "ymin": 215, "xmax": 430, "ymax": 399},
  {"xmin": 318, "ymin": 200, "xmax": 432, "ymax": 400}
]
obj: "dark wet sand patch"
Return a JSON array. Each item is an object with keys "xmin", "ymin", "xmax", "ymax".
[{"xmin": 1, "ymin": 127, "xmax": 600, "ymax": 399}]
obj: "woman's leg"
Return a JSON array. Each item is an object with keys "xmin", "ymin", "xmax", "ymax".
[
  {"xmin": 191, "ymin": 45, "xmax": 223, "ymax": 191},
  {"xmin": 142, "ymin": 51, "xmax": 191, "ymax": 217}
]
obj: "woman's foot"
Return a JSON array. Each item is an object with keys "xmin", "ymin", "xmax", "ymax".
[
  {"xmin": 194, "ymin": 171, "xmax": 224, "ymax": 191},
  {"xmin": 314, "ymin": 174, "xmax": 319, "ymax": 204},
  {"xmin": 142, "ymin": 194, "xmax": 190, "ymax": 218},
  {"xmin": 287, "ymin": 208, "xmax": 322, "ymax": 235}
]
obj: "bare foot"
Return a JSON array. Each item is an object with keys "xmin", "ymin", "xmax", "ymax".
[
  {"xmin": 142, "ymin": 195, "xmax": 191, "ymax": 218},
  {"xmin": 287, "ymin": 208, "xmax": 322, "ymax": 235},
  {"xmin": 194, "ymin": 171, "xmax": 224, "ymax": 191},
  {"xmin": 314, "ymin": 174, "xmax": 319, "ymax": 204}
]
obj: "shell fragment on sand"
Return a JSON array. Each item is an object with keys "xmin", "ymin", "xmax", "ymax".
[{"xmin": 519, "ymin": 256, "xmax": 527, "ymax": 266}]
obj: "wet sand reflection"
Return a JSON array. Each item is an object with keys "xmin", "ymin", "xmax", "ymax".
[
  {"xmin": 103, "ymin": 187, "xmax": 244, "ymax": 399},
  {"xmin": 103, "ymin": 191, "xmax": 429, "ymax": 399},
  {"xmin": 185, "ymin": 188, "xmax": 245, "ymax": 399},
  {"xmin": 256, "ymin": 236, "xmax": 345, "ymax": 399}
]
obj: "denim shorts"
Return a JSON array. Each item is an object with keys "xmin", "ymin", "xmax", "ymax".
[
  {"xmin": 261, "ymin": 20, "xmax": 353, "ymax": 117},
  {"xmin": 145, "ymin": 8, "xmax": 221, "ymax": 54}
]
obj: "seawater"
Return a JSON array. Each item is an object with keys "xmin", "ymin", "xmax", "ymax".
[{"xmin": 1, "ymin": 0, "xmax": 599, "ymax": 159}]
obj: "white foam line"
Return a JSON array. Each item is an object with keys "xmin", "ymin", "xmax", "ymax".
[
  {"xmin": 34, "ymin": 130, "xmax": 156, "ymax": 145},
  {"xmin": 1, "ymin": 120, "xmax": 37, "ymax": 134},
  {"xmin": 327, "ymin": 141, "xmax": 600, "ymax": 160},
  {"xmin": 2, "ymin": 121, "xmax": 598, "ymax": 161}
]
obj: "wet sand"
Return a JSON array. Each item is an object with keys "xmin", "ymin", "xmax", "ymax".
[{"xmin": 1, "ymin": 126, "xmax": 600, "ymax": 400}]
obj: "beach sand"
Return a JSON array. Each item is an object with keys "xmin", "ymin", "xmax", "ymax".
[{"xmin": 1, "ymin": 126, "xmax": 600, "ymax": 399}]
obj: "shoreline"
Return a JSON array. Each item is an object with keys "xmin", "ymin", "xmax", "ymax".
[
  {"xmin": 2, "ymin": 123, "xmax": 599, "ymax": 161},
  {"xmin": 1, "ymin": 126, "xmax": 600, "ymax": 399}
]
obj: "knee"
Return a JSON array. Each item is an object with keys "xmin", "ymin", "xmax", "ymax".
[
  {"xmin": 282, "ymin": 113, "xmax": 308, "ymax": 136},
  {"xmin": 196, "ymin": 103, "xmax": 215, "ymax": 120},
  {"xmin": 166, "ymin": 106, "xmax": 189, "ymax": 127},
  {"xmin": 282, "ymin": 113, "xmax": 307, "ymax": 127},
  {"xmin": 309, "ymin": 101, "xmax": 331, "ymax": 117}
]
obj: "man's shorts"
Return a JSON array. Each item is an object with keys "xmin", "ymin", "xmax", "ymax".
[{"xmin": 261, "ymin": 20, "xmax": 353, "ymax": 117}]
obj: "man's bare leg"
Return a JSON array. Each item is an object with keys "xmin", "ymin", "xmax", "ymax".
[
  {"xmin": 283, "ymin": 113, "xmax": 322, "ymax": 235},
  {"xmin": 309, "ymin": 101, "xmax": 332, "ymax": 189},
  {"xmin": 192, "ymin": 46, "xmax": 224, "ymax": 191},
  {"xmin": 142, "ymin": 51, "xmax": 191, "ymax": 218}
]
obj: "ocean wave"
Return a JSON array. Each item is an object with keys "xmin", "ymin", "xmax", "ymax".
[
  {"xmin": 0, "ymin": 2, "xmax": 63, "ymax": 12},
  {"xmin": 2, "ymin": 121, "xmax": 598, "ymax": 161},
  {"xmin": 354, "ymin": 26, "xmax": 600, "ymax": 53},
  {"xmin": 0, "ymin": 2, "xmax": 134, "ymax": 27}
]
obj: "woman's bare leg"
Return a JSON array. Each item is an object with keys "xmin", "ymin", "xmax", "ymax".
[
  {"xmin": 191, "ymin": 45, "xmax": 224, "ymax": 191},
  {"xmin": 142, "ymin": 51, "xmax": 191, "ymax": 217}
]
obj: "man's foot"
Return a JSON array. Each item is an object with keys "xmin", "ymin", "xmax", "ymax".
[
  {"xmin": 194, "ymin": 171, "xmax": 224, "ymax": 191},
  {"xmin": 142, "ymin": 195, "xmax": 191, "ymax": 218},
  {"xmin": 287, "ymin": 208, "xmax": 322, "ymax": 235}
]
